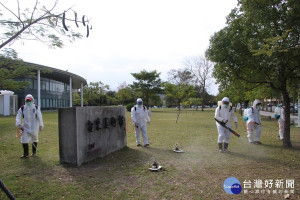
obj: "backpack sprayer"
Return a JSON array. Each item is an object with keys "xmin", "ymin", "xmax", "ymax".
[{"xmin": 214, "ymin": 118, "xmax": 240, "ymax": 137}]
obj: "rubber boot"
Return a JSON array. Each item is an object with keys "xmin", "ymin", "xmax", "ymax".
[
  {"xmin": 224, "ymin": 143, "xmax": 230, "ymax": 152},
  {"xmin": 218, "ymin": 143, "xmax": 223, "ymax": 153},
  {"xmin": 31, "ymin": 142, "xmax": 37, "ymax": 157},
  {"xmin": 21, "ymin": 143, "xmax": 29, "ymax": 158}
]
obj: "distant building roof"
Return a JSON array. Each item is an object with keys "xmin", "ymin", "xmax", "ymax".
[{"xmin": 25, "ymin": 62, "xmax": 87, "ymax": 89}]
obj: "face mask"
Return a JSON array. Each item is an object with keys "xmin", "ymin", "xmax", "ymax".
[
  {"xmin": 26, "ymin": 102, "xmax": 33, "ymax": 107},
  {"xmin": 222, "ymin": 104, "xmax": 228, "ymax": 108}
]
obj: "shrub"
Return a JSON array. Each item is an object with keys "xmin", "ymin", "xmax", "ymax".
[{"xmin": 126, "ymin": 103, "xmax": 135, "ymax": 112}]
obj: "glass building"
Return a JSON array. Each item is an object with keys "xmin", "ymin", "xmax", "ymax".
[{"xmin": 15, "ymin": 62, "xmax": 87, "ymax": 110}]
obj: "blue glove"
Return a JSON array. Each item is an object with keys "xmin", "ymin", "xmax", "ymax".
[{"xmin": 274, "ymin": 114, "xmax": 280, "ymax": 120}]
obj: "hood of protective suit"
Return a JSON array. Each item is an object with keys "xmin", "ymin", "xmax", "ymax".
[
  {"xmin": 137, "ymin": 98, "xmax": 143, "ymax": 104},
  {"xmin": 25, "ymin": 94, "xmax": 34, "ymax": 102},
  {"xmin": 253, "ymin": 99, "xmax": 261, "ymax": 107},
  {"xmin": 222, "ymin": 97, "xmax": 230, "ymax": 103}
]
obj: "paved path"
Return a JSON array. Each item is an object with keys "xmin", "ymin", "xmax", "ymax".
[{"xmin": 260, "ymin": 111, "xmax": 299, "ymax": 124}]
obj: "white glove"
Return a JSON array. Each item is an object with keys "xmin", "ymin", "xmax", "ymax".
[{"xmin": 133, "ymin": 122, "xmax": 139, "ymax": 128}]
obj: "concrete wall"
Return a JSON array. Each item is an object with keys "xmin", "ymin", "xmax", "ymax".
[
  {"xmin": 0, "ymin": 96, "xmax": 3, "ymax": 115},
  {"xmin": 59, "ymin": 106, "xmax": 126, "ymax": 166},
  {"xmin": 0, "ymin": 95, "xmax": 18, "ymax": 116},
  {"xmin": 0, "ymin": 95, "xmax": 10, "ymax": 116}
]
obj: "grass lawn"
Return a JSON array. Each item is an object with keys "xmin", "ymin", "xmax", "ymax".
[{"xmin": 0, "ymin": 108, "xmax": 299, "ymax": 200}]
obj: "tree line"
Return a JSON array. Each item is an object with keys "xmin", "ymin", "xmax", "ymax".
[{"xmin": 72, "ymin": 60, "xmax": 217, "ymax": 111}]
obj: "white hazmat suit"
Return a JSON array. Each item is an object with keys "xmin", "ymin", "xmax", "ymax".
[
  {"xmin": 246, "ymin": 99, "xmax": 262, "ymax": 143},
  {"xmin": 16, "ymin": 94, "xmax": 43, "ymax": 157},
  {"xmin": 214, "ymin": 97, "xmax": 237, "ymax": 152},
  {"xmin": 131, "ymin": 98, "xmax": 150, "ymax": 146},
  {"xmin": 274, "ymin": 105, "xmax": 285, "ymax": 140}
]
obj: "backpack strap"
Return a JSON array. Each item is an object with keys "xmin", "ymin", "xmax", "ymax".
[
  {"xmin": 219, "ymin": 105, "xmax": 232, "ymax": 112},
  {"xmin": 21, "ymin": 105, "xmax": 38, "ymax": 118},
  {"xmin": 21, "ymin": 105, "xmax": 24, "ymax": 118},
  {"xmin": 134, "ymin": 105, "xmax": 146, "ymax": 111}
]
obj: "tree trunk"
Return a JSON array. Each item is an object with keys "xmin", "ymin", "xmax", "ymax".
[
  {"xmin": 145, "ymin": 92, "xmax": 149, "ymax": 107},
  {"xmin": 270, "ymin": 96, "xmax": 273, "ymax": 112},
  {"xmin": 176, "ymin": 101, "xmax": 181, "ymax": 123},
  {"xmin": 201, "ymin": 86, "xmax": 205, "ymax": 112},
  {"xmin": 282, "ymin": 90, "xmax": 292, "ymax": 147},
  {"xmin": 240, "ymin": 108, "xmax": 243, "ymax": 116}
]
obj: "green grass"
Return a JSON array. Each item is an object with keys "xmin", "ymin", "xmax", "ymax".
[{"xmin": 0, "ymin": 109, "xmax": 299, "ymax": 200}]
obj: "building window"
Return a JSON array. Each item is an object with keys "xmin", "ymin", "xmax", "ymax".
[
  {"xmin": 46, "ymin": 99, "xmax": 49, "ymax": 108},
  {"xmin": 28, "ymin": 79, "xmax": 33, "ymax": 89},
  {"xmin": 42, "ymin": 99, "xmax": 45, "ymax": 108},
  {"xmin": 33, "ymin": 80, "xmax": 37, "ymax": 89}
]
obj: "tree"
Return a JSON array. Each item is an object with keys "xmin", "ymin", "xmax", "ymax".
[
  {"xmin": 84, "ymin": 81, "xmax": 109, "ymax": 106},
  {"xmin": 116, "ymin": 82, "xmax": 135, "ymax": 106},
  {"xmin": 106, "ymin": 90, "xmax": 118, "ymax": 105},
  {"xmin": 166, "ymin": 68, "xmax": 195, "ymax": 109},
  {"xmin": 0, "ymin": 49, "xmax": 35, "ymax": 90},
  {"xmin": 163, "ymin": 82, "xmax": 194, "ymax": 122},
  {"xmin": 0, "ymin": 0, "xmax": 92, "ymax": 49},
  {"xmin": 185, "ymin": 56, "xmax": 213, "ymax": 111},
  {"xmin": 131, "ymin": 70, "xmax": 162, "ymax": 106},
  {"xmin": 167, "ymin": 68, "xmax": 193, "ymax": 86},
  {"xmin": 72, "ymin": 91, "xmax": 82, "ymax": 106},
  {"xmin": 206, "ymin": 0, "xmax": 300, "ymax": 147}
]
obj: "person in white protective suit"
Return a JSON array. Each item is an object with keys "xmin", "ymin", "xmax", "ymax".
[
  {"xmin": 16, "ymin": 94, "xmax": 44, "ymax": 158},
  {"xmin": 214, "ymin": 97, "xmax": 238, "ymax": 152},
  {"xmin": 243, "ymin": 100, "xmax": 250, "ymax": 123},
  {"xmin": 274, "ymin": 104, "xmax": 285, "ymax": 140},
  {"xmin": 131, "ymin": 98, "xmax": 150, "ymax": 147},
  {"xmin": 245, "ymin": 99, "xmax": 262, "ymax": 144}
]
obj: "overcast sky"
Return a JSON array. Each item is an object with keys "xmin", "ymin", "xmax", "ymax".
[{"xmin": 2, "ymin": 0, "xmax": 238, "ymax": 95}]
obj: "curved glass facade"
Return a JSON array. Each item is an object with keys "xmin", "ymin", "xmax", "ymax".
[{"xmin": 17, "ymin": 77, "xmax": 70, "ymax": 110}]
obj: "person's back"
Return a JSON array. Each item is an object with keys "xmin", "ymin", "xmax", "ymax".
[
  {"xmin": 131, "ymin": 98, "xmax": 150, "ymax": 147},
  {"xmin": 131, "ymin": 105, "xmax": 148, "ymax": 125}
]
